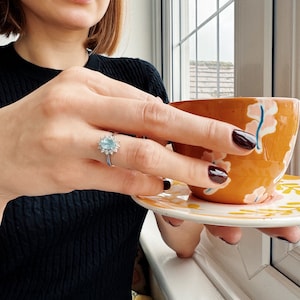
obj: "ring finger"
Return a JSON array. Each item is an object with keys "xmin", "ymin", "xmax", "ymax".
[{"xmin": 84, "ymin": 130, "xmax": 229, "ymax": 189}]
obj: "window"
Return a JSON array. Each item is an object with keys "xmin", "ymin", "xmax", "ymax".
[
  {"xmin": 271, "ymin": 0, "xmax": 300, "ymax": 286},
  {"xmin": 166, "ymin": 0, "xmax": 234, "ymax": 101},
  {"xmin": 159, "ymin": 0, "xmax": 300, "ymax": 297}
]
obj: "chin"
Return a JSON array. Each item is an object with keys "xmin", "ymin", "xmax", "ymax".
[
  {"xmin": 63, "ymin": 14, "xmax": 98, "ymax": 29},
  {"xmin": 61, "ymin": 8, "xmax": 100, "ymax": 25}
]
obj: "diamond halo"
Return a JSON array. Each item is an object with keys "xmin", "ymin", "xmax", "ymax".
[{"xmin": 98, "ymin": 135, "xmax": 120, "ymax": 166}]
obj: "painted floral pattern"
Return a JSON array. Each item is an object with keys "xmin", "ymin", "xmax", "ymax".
[
  {"xmin": 197, "ymin": 99, "xmax": 280, "ymax": 202},
  {"xmin": 245, "ymin": 98, "xmax": 278, "ymax": 154},
  {"xmin": 243, "ymin": 186, "xmax": 270, "ymax": 204}
]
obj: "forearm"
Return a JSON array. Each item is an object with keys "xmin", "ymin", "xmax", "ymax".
[{"xmin": 155, "ymin": 214, "xmax": 203, "ymax": 258}]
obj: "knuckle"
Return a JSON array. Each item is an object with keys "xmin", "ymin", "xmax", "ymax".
[
  {"xmin": 186, "ymin": 160, "xmax": 202, "ymax": 184},
  {"xmin": 40, "ymin": 126, "xmax": 75, "ymax": 155},
  {"xmin": 39, "ymin": 127, "xmax": 63, "ymax": 154},
  {"xmin": 49, "ymin": 161, "xmax": 82, "ymax": 192},
  {"xmin": 141, "ymin": 102, "xmax": 173, "ymax": 131},
  {"xmin": 41, "ymin": 67, "xmax": 86, "ymax": 117},
  {"xmin": 204, "ymin": 120, "xmax": 219, "ymax": 140},
  {"xmin": 131, "ymin": 140, "xmax": 161, "ymax": 171},
  {"xmin": 41, "ymin": 87, "xmax": 71, "ymax": 117},
  {"xmin": 50, "ymin": 168, "xmax": 70, "ymax": 188},
  {"xmin": 119, "ymin": 170, "xmax": 143, "ymax": 195},
  {"xmin": 50, "ymin": 168, "xmax": 75, "ymax": 192},
  {"xmin": 136, "ymin": 89, "xmax": 159, "ymax": 102},
  {"xmin": 120, "ymin": 172, "xmax": 163, "ymax": 196},
  {"xmin": 62, "ymin": 66, "xmax": 86, "ymax": 81}
]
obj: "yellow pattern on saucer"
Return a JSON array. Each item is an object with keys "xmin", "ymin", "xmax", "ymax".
[{"xmin": 132, "ymin": 175, "xmax": 300, "ymax": 228}]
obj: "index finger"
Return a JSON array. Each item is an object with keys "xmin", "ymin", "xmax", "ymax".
[
  {"xmin": 82, "ymin": 97, "xmax": 255, "ymax": 156},
  {"xmin": 69, "ymin": 68, "xmax": 255, "ymax": 155}
]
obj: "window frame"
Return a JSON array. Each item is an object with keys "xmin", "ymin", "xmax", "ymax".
[
  {"xmin": 157, "ymin": 0, "xmax": 300, "ymax": 297},
  {"xmin": 271, "ymin": 0, "xmax": 300, "ymax": 284}
]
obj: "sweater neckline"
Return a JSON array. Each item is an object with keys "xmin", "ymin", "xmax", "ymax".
[{"xmin": 8, "ymin": 43, "xmax": 100, "ymax": 80}]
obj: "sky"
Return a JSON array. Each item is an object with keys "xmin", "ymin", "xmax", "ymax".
[{"xmin": 186, "ymin": 0, "xmax": 234, "ymax": 63}]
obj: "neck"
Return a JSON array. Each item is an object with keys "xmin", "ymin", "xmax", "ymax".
[{"xmin": 14, "ymin": 32, "xmax": 89, "ymax": 70}]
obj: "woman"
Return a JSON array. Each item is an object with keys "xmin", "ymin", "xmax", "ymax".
[{"xmin": 0, "ymin": 0, "xmax": 299, "ymax": 299}]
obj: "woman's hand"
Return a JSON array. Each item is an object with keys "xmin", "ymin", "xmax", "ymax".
[
  {"xmin": 205, "ymin": 224, "xmax": 300, "ymax": 244},
  {"xmin": 0, "ymin": 66, "xmax": 254, "ymax": 204},
  {"xmin": 160, "ymin": 215, "xmax": 300, "ymax": 255}
]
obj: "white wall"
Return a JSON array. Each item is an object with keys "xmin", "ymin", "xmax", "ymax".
[
  {"xmin": 0, "ymin": 0, "xmax": 155, "ymax": 63},
  {"xmin": 116, "ymin": 0, "xmax": 154, "ymax": 63}
]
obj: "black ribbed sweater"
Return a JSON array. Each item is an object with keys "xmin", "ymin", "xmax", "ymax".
[{"xmin": 0, "ymin": 43, "xmax": 168, "ymax": 300}]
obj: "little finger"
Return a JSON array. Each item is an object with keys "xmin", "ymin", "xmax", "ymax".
[{"xmin": 71, "ymin": 160, "xmax": 167, "ymax": 196}]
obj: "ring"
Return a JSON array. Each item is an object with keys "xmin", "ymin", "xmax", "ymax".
[{"xmin": 98, "ymin": 134, "xmax": 120, "ymax": 166}]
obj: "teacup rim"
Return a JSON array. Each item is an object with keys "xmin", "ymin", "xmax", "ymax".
[{"xmin": 170, "ymin": 96, "xmax": 299, "ymax": 105}]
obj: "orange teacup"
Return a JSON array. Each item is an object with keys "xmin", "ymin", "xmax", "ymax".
[{"xmin": 170, "ymin": 97, "xmax": 299, "ymax": 204}]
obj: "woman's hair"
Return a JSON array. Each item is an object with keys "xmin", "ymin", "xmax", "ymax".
[{"xmin": 0, "ymin": 0, "xmax": 123, "ymax": 55}]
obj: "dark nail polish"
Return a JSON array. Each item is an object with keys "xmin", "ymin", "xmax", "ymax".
[
  {"xmin": 208, "ymin": 166, "xmax": 228, "ymax": 184},
  {"xmin": 163, "ymin": 179, "xmax": 171, "ymax": 190},
  {"xmin": 232, "ymin": 129, "xmax": 256, "ymax": 150}
]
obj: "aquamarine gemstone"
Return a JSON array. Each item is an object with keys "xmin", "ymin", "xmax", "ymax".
[
  {"xmin": 98, "ymin": 135, "xmax": 120, "ymax": 155},
  {"xmin": 101, "ymin": 137, "xmax": 116, "ymax": 150}
]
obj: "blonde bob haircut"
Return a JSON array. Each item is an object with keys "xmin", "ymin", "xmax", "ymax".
[{"xmin": 0, "ymin": 0, "xmax": 123, "ymax": 55}]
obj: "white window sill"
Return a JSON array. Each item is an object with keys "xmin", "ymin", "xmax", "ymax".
[
  {"xmin": 140, "ymin": 211, "xmax": 225, "ymax": 300},
  {"xmin": 140, "ymin": 211, "xmax": 300, "ymax": 300}
]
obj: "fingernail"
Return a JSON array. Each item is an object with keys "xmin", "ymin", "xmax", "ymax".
[
  {"xmin": 277, "ymin": 237, "xmax": 290, "ymax": 242},
  {"xmin": 220, "ymin": 238, "xmax": 239, "ymax": 245},
  {"xmin": 276, "ymin": 236, "xmax": 300, "ymax": 244},
  {"xmin": 163, "ymin": 179, "xmax": 171, "ymax": 190},
  {"xmin": 168, "ymin": 220, "xmax": 181, "ymax": 227},
  {"xmin": 208, "ymin": 166, "xmax": 228, "ymax": 184},
  {"xmin": 232, "ymin": 129, "xmax": 256, "ymax": 150}
]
